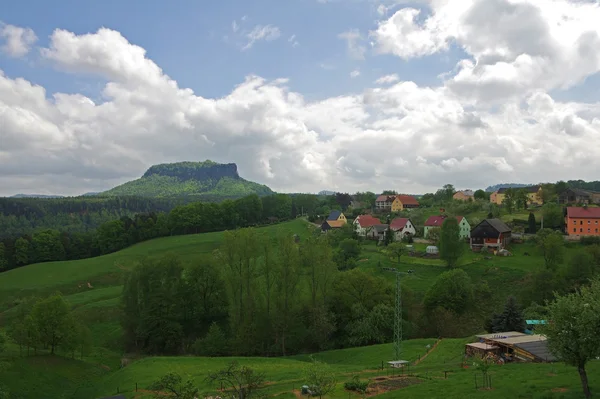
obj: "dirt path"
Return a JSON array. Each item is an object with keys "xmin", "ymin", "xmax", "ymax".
[{"xmin": 413, "ymin": 338, "xmax": 442, "ymax": 366}]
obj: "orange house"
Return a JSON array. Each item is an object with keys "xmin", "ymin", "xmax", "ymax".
[{"xmin": 565, "ymin": 207, "xmax": 600, "ymax": 236}]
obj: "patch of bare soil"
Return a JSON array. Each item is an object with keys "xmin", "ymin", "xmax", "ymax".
[
  {"xmin": 292, "ymin": 389, "xmax": 303, "ymax": 399},
  {"xmin": 367, "ymin": 376, "xmax": 422, "ymax": 396}
]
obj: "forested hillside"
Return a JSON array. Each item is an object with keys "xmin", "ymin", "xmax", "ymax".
[{"xmin": 103, "ymin": 160, "xmax": 274, "ymax": 197}]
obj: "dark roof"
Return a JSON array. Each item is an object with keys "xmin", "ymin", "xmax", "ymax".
[
  {"xmin": 372, "ymin": 224, "xmax": 389, "ymax": 233},
  {"xmin": 497, "ymin": 186, "xmax": 540, "ymax": 194},
  {"xmin": 485, "ymin": 218, "xmax": 511, "ymax": 233},
  {"xmin": 514, "ymin": 341, "xmax": 557, "ymax": 362},
  {"xmin": 327, "ymin": 210, "xmax": 342, "ymax": 220}
]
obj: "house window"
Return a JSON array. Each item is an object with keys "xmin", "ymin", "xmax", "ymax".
[
  {"xmin": 596, "ymin": 221, "xmax": 598, "ymax": 225},
  {"xmin": 596, "ymin": 229, "xmax": 599, "ymax": 233},
  {"xmin": 573, "ymin": 220, "xmax": 577, "ymax": 225},
  {"xmin": 580, "ymin": 228, "xmax": 583, "ymax": 233},
  {"xmin": 588, "ymin": 228, "xmax": 591, "ymax": 233},
  {"xmin": 588, "ymin": 220, "xmax": 591, "ymax": 224},
  {"xmin": 580, "ymin": 221, "xmax": 584, "ymax": 225},
  {"xmin": 574, "ymin": 228, "xmax": 577, "ymax": 233}
]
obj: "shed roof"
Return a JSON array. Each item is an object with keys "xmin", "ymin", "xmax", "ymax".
[
  {"xmin": 515, "ymin": 341, "xmax": 557, "ymax": 362},
  {"xmin": 490, "ymin": 334, "xmax": 547, "ymax": 345},
  {"xmin": 466, "ymin": 342, "xmax": 499, "ymax": 350},
  {"xmin": 476, "ymin": 331, "xmax": 526, "ymax": 340},
  {"xmin": 372, "ymin": 224, "xmax": 389, "ymax": 233},
  {"xmin": 485, "ymin": 219, "xmax": 511, "ymax": 233}
]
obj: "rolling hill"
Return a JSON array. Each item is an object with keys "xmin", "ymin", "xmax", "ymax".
[{"xmin": 103, "ymin": 160, "xmax": 274, "ymax": 198}]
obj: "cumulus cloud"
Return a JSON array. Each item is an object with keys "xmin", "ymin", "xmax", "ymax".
[
  {"xmin": 1, "ymin": 24, "xmax": 600, "ymax": 196},
  {"xmin": 0, "ymin": 23, "xmax": 37, "ymax": 57},
  {"xmin": 350, "ymin": 69, "xmax": 361, "ymax": 78},
  {"xmin": 371, "ymin": 0, "xmax": 600, "ymax": 103}
]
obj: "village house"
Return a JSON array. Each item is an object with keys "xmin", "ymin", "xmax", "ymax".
[
  {"xmin": 423, "ymin": 215, "xmax": 471, "ymax": 239},
  {"xmin": 375, "ymin": 195, "xmax": 396, "ymax": 210},
  {"xmin": 490, "ymin": 186, "xmax": 543, "ymax": 206},
  {"xmin": 353, "ymin": 214, "xmax": 382, "ymax": 237},
  {"xmin": 470, "ymin": 219, "xmax": 512, "ymax": 251},
  {"xmin": 391, "ymin": 195, "xmax": 420, "ymax": 212},
  {"xmin": 559, "ymin": 188, "xmax": 600, "ymax": 205},
  {"xmin": 320, "ymin": 210, "xmax": 347, "ymax": 232},
  {"xmin": 453, "ymin": 190, "xmax": 474, "ymax": 201},
  {"xmin": 368, "ymin": 224, "xmax": 389, "ymax": 241},
  {"xmin": 565, "ymin": 206, "xmax": 600, "ymax": 237},
  {"xmin": 390, "ymin": 217, "xmax": 416, "ymax": 240}
]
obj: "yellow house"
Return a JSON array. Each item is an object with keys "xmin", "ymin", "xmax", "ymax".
[
  {"xmin": 326, "ymin": 210, "xmax": 347, "ymax": 224},
  {"xmin": 391, "ymin": 195, "xmax": 420, "ymax": 212},
  {"xmin": 490, "ymin": 186, "xmax": 543, "ymax": 205}
]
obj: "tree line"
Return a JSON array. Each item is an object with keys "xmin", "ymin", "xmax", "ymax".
[{"xmin": 0, "ymin": 193, "xmax": 332, "ymax": 272}]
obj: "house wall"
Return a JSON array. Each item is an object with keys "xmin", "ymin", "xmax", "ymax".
[
  {"xmin": 527, "ymin": 190, "xmax": 543, "ymax": 205},
  {"xmin": 453, "ymin": 192, "xmax": 472, "ymax": 201},
  {"xmin": 391, "ymin": 198, "xmax": 403, "ymax": 212},
  {"xmin": 459, "ymin": 219, "xmax": 471, "ymax": 239},
  {"xmin": 394, "ymin": 221, "xmax": 416, "ymax": 240},
  {"xmin": 565, "ymin": 216, "xmax": 600, "ymax": 236},
  {"xmin": 490, "ymin": 191, "xmax": 503, "ymax": 205},
  {"xmin": 336, "ymin": 213, "xmax": 347, "ymax": 223}
]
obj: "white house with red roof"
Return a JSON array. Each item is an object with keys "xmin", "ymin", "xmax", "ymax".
[
  {"xmin": 353, "ymin": 214, "xmax": 382, "ymax": 236},
  {"xmin": 424, "ymin": 215, "xmax": 470, "ymax": 239},
  {"xmin": 389, "ymin": 217, "xmax": 416, "ymax": 240}
]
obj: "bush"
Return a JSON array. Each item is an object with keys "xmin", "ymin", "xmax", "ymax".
[
  {"xmin": 580, "ymin": 236, "xmax": 600, "ymax": 246},
  {"xmin": 344, "ymin": 376, "xmax": 369, "ymax": 393}
]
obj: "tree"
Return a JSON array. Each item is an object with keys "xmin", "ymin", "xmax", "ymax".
[
  {"xmin": 489, "ymin": 296, "xmax": 526, "ymax": 333},
  {"xmin": 528, "ymin": 212, "xmax": 536, "ymax": 234},
  {"xmin": 536, "ymin": 229, "xmax": 564, "ymax": 270},
  {"xmin": 334, "ymin": 239, "xmax": 361, "ymax": 270},
  {"xmin": 0, "ymin": 330, "xmax": 7, "ymax": 354},
  {"xmin": 387, "ymin": 242, "xmax": 405, "ymax": 265},
  {"xmin": 501, "ymin": 188, "xmax": 515, "ymax": 213},
  {"xmin": 541, "ymin": 278, "xmax": 600, "ymax": 398},
  {"xmin": 563, "ymin": 251, "xmax": 595, "ymax": 290},
  {"xmin": 206, "ymin": 361, "xmax": 266, "ymax": 399},
  {"xmin": 439, "ymin": 217, "xmax": 464, "ymax": 268},
  {"xmin": 29, "ymin": 293, "xmax": 77, "ymax": 354},
  {"xmin": 14, "ymin": 237, "xmax": 29, "ymax": 265},
  {"xmin": 150, "ymin": 372, "xmax": 199, "ymax": 399},
  {"xmin": 274, "ymin": 233, "xmax": 301, "ymax": 355},
  {"xmin": 474, "ymin": 189, "xmax": 489, "ymax": 201},
  {"xmin": 427, "ymin": 227, "xmax": 441, "ymax": 245},
  {"xmin": 514, "ymin": 189, "xmax": 529, "ymax": 210},
  {"xmin": 303, "ymin": 356, "xmax": 337, "ymax": 399},
  {"xmin": 0, "ymin": 243, "xmax": 7, "ymax": 271},
  {"xmin": 541, "ymin": 204, "xmax": 564, "ymax": 229},
  {"xmin": 194, "ymin": 322, "xmax": 228, "ymax": 356},
  {"xmin": 424, "ymin": 269, "xmax": 473, "ymax": 315}
]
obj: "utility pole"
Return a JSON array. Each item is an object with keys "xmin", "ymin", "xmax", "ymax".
[{"xmin": 383, "ymin": 267, "xmax": 410, "ymax": 361}]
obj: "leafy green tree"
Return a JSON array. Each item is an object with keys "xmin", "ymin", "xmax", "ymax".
[
  {"xmin": 439, "ymin": 218, "xmax": 464, "ymax": 268},
  {"xmin": 0, "ymin": 243, "xmax": 7, "ymax": 270},
  {"xmin": 31, "ymin": 229, "xmax": 66, "ymax": 262},
  {"xmin": 502, "ymin": 188, "xmax": 515, "ymax": 213},
  {"xmin": 334, "ymin": 239, "xmax": 361, "ymax": 270},
  {"xmin": 206, "ymin": 361, "xmax": 266, "ymax": 399},
  {"xmin": 14, "ymin": 237, "xmax": 29, "ymax": 265},
  {"xmin": 542, "ymin": 278, "xmax": 600, "ymax": 398},
  {"xmin": 427, "ymin": 227, "xmax": 441, "ymax": 244},
  {"xmin": 387, "ymin": 242, "xmax": 405, "ymax": 265},
  {"xmin": 489, "ymin": 296, "xmax": 526, "ymax": 333},
  {"xmin": 29, "ymin": 293, "xmax": 76, "ymax": 354},
  {"xmin": 536, "ymin": 229, "xmax": 564, "ymax": 271},
  {"xmin": 541, "ymin": 203, "xmax": 564, "ymax": 229},
  {"xmin": 94, "ymin": 219, "xmax": 127, "ymax": 254},
  {"xmin": 193, "ymin": 322, "xmax": 228, "ymax": 356},
  {"xmin": 0, "ymin": 330, "xmax": 7, "ymax": 354},
  {"xmin": 424, "ymin": 269, "xmax": 473, "ymax": 315},
  {"xmin": 302, "ymin": 356, "xmax": 337, "ymax": 399},
  {"xmin": 514, "ymin": 189, "xmax": 529, "ymax": 210},
  {"xmin": 528, "ymin": 212, "xmax": 536, "ymax": 234},
  {"xmin": 274, "ymin": 234, "xmax": 301, "ymax": 355},
  {"xmin": 563, "ymin": 251, "xmax": 595, "ymax": 290},
  {"xmin": 150, "ymin": 372, "xmax": 199, "ymax": 399},
  {"xmin": 474, "ymin": 189, "xmax": 489, "ymax": 201}
]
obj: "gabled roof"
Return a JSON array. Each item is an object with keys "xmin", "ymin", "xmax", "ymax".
[
  {"xmin": 485, "ymin": 218, "xmax": 511, "ymax": 233},
  {"xmin": 454, "ymin": 190, "xmax": 474, "ymax": 197},
  {"xmin": 395, "ymin": 195, "xmax": 419, "ymax": 206},
  {"xmin": 376, "ymin": 195, "xmax": 395, "ymax": 202},
  {"xmin": 390, "ymin": 217, "xmax": 410, "ymax": 230},
  {"xmin": 424, "ymin": 215, "xmax": 465, "ymax": 227},
  {"xmin": 327, "ymin": 210, "xmax": 342, "ymax": 220},
  {"xmin": 566, "ymin": 206, "xmax": 600, "ymax": 219},
  {"xmin": 564, "ymin": 188, "xmax": 594, "ymax": 197},
  {"xmin": 354, "ymin": 215, "xmax": 381, "ymax": 228},
  {"xmin": 497, "ymin": 186, "xmax": 540, "ymax": 194}
]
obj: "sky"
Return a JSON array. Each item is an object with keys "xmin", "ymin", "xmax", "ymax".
[{"xmin": 1, "ymin": 0, "xmax": 600, "ymax": 196}]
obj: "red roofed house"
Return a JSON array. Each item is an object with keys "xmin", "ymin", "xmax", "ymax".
[
  {"xmin": 390, "ymin": 218, "xmax": 416, "ymax": 240},
  {"xmin": 353, "ymin": 214, "xmax": 382, "ymax": 237},
  {"xmin": 391, "ymin": 195, "xmax": 420, "ymax": 212},
  {"xmin": 375, "ymin": 195, "xmax": 396, "ymax": 210},
  {"xmin": 565, "ymin": 206, "xmax": 600, "ymax": 236},
  {"xmin": 424, "ymin": 215, "xmax": 471, "ymax": 239}
]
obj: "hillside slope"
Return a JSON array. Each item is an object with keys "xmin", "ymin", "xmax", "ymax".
[{"xmin": 103, "ymin": 160, "xmax": 273, "ymax": 198}]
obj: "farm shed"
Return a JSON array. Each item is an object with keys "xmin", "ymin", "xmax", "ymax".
[
  {"xmin": 465, "ymin": 342, "xmax": 499, "ymax": 358},
  {"xmin": 474, "ymin": 332, "xmax": 556, "ymax": 363}
]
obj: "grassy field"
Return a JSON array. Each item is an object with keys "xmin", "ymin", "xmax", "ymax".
[{"xmin": 0, "ymin": 215, "xmax": 597, "ymax": 398}]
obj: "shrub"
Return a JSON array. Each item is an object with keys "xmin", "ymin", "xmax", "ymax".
[{"xmin": 344, "ymin": 376, "xmax": 369, "ymax": 393}]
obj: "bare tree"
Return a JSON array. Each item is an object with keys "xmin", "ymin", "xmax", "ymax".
[{"xmin": 206, "ymin": 361, "xmax": 266, "ymax": 399}]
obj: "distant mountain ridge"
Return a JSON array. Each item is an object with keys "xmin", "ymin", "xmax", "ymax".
[
  {"xmin": 485, "ymin": 183, "xmax": 533, "ymax": 192},
  {"xmin": 103, "ymin": 160, "xmax": 273, "ymax": 198},
  {"xmin": 10, "ymin": 194, "xmax": 65, "ymax": 198}
]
